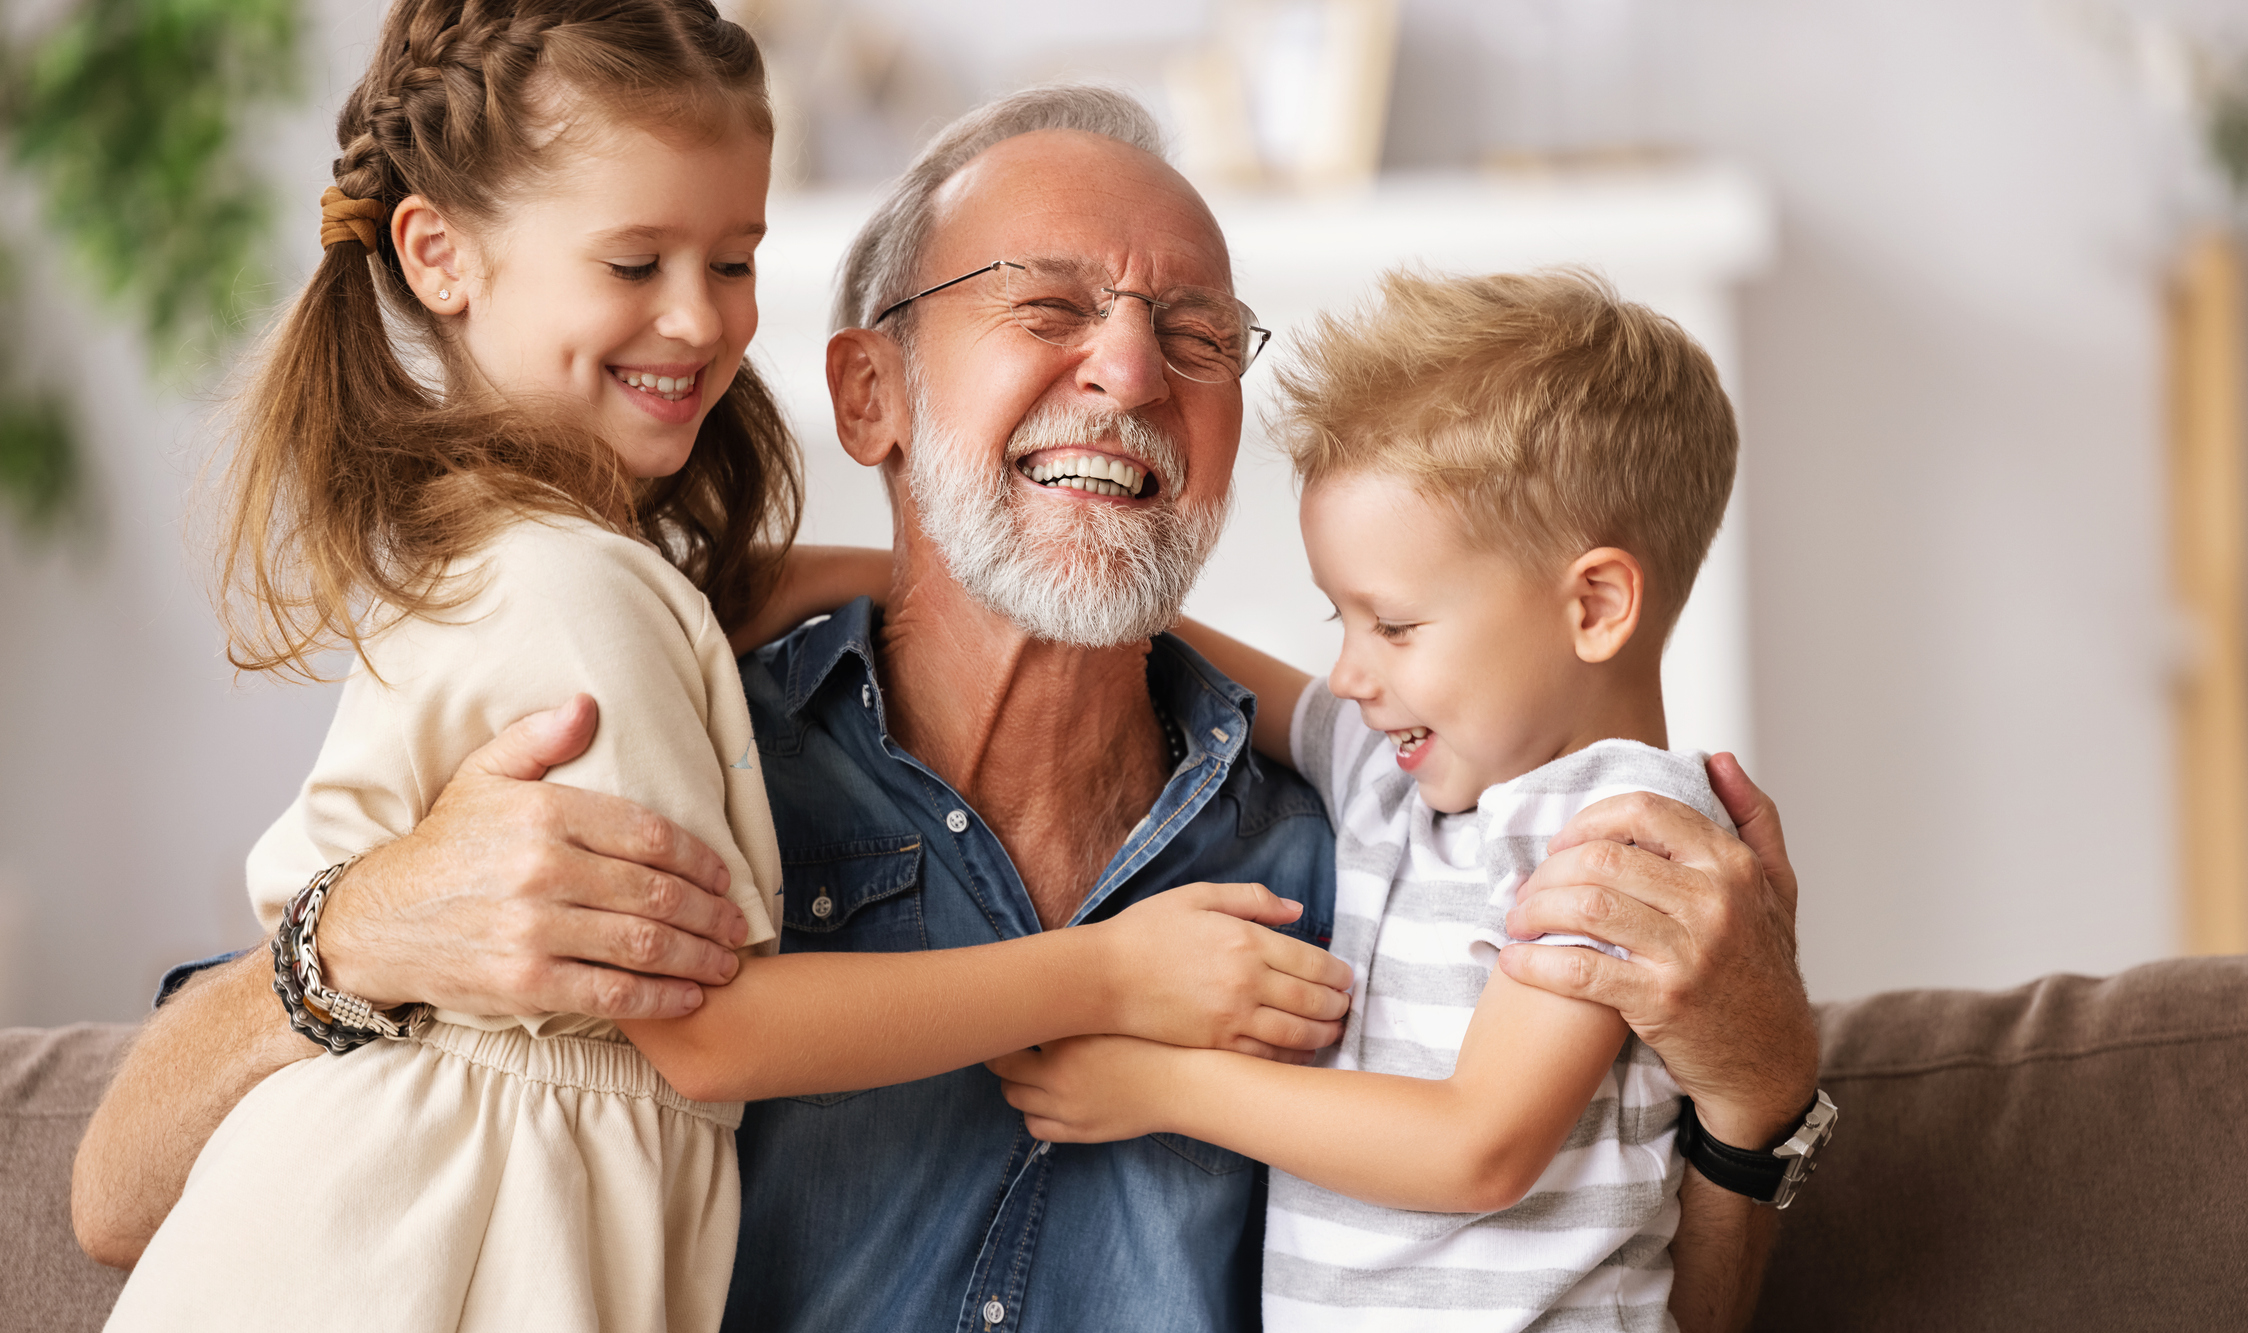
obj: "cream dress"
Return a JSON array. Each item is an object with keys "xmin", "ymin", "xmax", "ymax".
[{"xmin": 107, "ymin": 513, "xmax": 782, "ymax": 1333}]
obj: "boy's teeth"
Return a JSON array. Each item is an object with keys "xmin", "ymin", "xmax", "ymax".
[
  {"xmin": 1016, "ymin": 454, "xmax": 1149, "ymax": 498},
  {"xmin": 1388, "ymin": 726, "xmax": 1430, "ymax": 754}
]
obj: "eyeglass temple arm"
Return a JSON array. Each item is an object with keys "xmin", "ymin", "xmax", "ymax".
[{"xmin": 872, "ymin": 260, "xmax": 1027, "ymax": 327}]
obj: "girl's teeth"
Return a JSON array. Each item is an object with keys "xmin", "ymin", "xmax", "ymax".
[{"xmin": 613, "ymin": 369, "xmax": 694, "ymax": 401}]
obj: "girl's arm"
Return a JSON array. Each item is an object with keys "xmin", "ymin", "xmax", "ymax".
[
  {"xmin": 618, "ymin": 880, "xmax": 1353, "ymax": 1104},
  {"xmin": 1170, "ymin": 618, "xmax": 1312, "ymax": 766},
  {"xmin": 990, "ymin": 961, "xmax": 1627, "ymax": 1215},
  {"xmin": 729, "ymin": 544, "xmax": 893, "ymax": 654}
]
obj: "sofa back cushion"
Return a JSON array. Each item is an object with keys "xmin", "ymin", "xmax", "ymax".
[
  {"xmin": 1751, "ymin": 956, "xmax": 2248, "ymax": 1331},
  {"xmin": 1, "ymin": 1024, "xmax": 134, "ymax": 1333}
]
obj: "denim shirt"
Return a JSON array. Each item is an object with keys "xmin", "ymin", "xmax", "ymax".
[{"xmin": 727, "ymin": 599, "xmax": 1335, "ymax": 1333}]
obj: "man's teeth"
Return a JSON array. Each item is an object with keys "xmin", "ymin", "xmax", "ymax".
[
  {"xmin": 1018, "ymin": 454, "xmax": 1147, "ymax": 499},
  {"xmin": 1389, "ymin": 727, "xmax": 1430, "ymax": 755},
  {"xmin": 612, "ymin": 369, "xmax": 694, "ymax": 401}
]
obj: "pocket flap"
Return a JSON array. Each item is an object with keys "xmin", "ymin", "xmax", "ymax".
[{"xmin": 781, "ymin": 835, "xmax": 925, "ymax": 934}]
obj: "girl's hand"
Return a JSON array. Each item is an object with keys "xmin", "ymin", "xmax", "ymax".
[
  {"xmin": 1094, "ymin": 883, "xmax": 1353, "ymax": 1059},
  {"xmin": 988, "ymin": 1036, "xmax": 1185, "ymax": 1143},
  {"xmin": 730, "ymin": 544, "xmax": 892, "ymax": 653}
]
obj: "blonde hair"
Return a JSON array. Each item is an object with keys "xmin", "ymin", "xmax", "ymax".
[
  {"xmin": 219, "ymin": 0, "xmax": 800, "ymax": 680},
  {"xmin": 1276, "ymin": 268, "xmax": 1737, "ymax": 624}
]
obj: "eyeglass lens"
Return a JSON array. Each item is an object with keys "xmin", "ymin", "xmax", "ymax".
[{"xmin": 1000, "ymin": 260, "xmax": 1265, "ymax": 384}]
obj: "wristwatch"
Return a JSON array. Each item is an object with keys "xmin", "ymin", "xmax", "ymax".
[{"xmin": 1676, "ymin": 1090, "xmax": 1838, "ymax": 1209}]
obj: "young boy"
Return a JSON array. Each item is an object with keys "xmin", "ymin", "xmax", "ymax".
[{"xmin": 988, "ymin": 269, "xmax": 1740, "ymax": 1332}]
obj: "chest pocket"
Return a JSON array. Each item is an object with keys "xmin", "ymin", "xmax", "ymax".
[{"xmin": 780, "ymin": 835, "xmax": 927, "ymax": 954}]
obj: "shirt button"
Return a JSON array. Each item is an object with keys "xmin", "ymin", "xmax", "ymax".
[
  {"xmin": 861, "ymin": 683, "xmax": 873, "ymax": 708},
  {"xmin": 983, "ymin": 1298, "xmax": 1006, "ymax": 1326},
  {"xmin": 810, "ymin": 892, "xmax": 834, "ymax": 920},
  {"xmin": 946, "ymin": 809, "xmax": 970, "ymax": 834}
]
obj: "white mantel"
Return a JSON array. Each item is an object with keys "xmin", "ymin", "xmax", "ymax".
[{"xmin": 757, "ymin": 162, "xmax": 1774, "ymax": 762}]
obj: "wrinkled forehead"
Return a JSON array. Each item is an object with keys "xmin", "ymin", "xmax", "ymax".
[{"xmin": 922, "ymin": 129, "xmax": 1232, "ymax": 294}]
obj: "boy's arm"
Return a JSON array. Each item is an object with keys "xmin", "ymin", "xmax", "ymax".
[
  {"xmin": 991, "ymin": 961, "xmax": 1626, "ymax": 1214},
  {"xmin": 728, "ymin": 544, "xmax": 893, "ymax": 654},
  {"xmin": 1170, "ymin": 617, "xmax": 1312, "ymax": 765}
]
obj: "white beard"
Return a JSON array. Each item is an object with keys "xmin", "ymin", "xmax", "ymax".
[{"xmin": 904, "ymin": 393, "xmax": 1231, "ymax": 648}]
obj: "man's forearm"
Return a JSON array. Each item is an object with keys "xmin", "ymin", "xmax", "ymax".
[
  {"xmin": 72, "ymin": 946, "xmax": 316, "ymax": 1268},
  {"xmin": 1668, "ymin": 1169, "xmax": 1780, "ymax": 1333}
]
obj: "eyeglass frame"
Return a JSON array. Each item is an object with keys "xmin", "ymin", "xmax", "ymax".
[{"xmin": 871, "ymin": 259, "xmax": 1273, "ymax": 382}]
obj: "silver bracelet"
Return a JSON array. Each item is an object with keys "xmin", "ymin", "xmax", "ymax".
[{"xmin": 272, "ymin": 856, "xmax": 430, "ymax": 1053}]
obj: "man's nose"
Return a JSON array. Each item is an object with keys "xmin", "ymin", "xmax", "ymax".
[{"xmin": 1072, "ymin": 294, "xmax": 1171, "ymax": 412}]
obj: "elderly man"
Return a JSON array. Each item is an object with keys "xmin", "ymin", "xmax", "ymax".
[{"xmin": 76, "ymin": 87, "xmax": 1817, "ymax": 1331}]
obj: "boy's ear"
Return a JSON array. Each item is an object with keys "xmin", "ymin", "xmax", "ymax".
[
  {"xmin": 827, "ymin": 329, "xmax": 913, "ymax": 470},
  {"xmin": 1566, "ymin": 547, "xmax": 1644, "ymax": 664},
  {"xmin": 392, "ymin": 195, "xmax": 466, "ymax": 315}
]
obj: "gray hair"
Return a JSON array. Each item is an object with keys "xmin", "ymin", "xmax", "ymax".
[{"xmin": 831, "ymin": 84, "xmax": 1168, "ymax": 333}]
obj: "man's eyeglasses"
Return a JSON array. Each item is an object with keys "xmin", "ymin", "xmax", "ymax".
[{"xmin": 873, "ymin": 258, "xmax": 1272, "ymax": 384}]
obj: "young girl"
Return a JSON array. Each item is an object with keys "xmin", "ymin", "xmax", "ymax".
[{"xmin": 104, "ymin": 5, "xmax": 1348, "ymax": 1330}]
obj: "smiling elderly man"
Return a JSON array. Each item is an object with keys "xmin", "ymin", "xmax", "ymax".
[{"xmin": 74, "ymin": 88, "xmax": 1817, "ymax": 1332}]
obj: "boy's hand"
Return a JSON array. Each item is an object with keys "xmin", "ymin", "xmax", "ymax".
[
  {"xmin": 989, "ymin": 1036, "xmax": 1184, "ymax": 1143},
  {"xmin": 1094, "ymin": 883, "xmax": 1352, "ymax": 1059}
]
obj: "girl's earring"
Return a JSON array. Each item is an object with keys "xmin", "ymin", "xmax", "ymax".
[{"xmin": 437, "ymin": 288, "xmax": 451, "ymax": 301}]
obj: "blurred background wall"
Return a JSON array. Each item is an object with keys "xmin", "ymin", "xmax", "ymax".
[{"xmin": 2, "ymin": 0, "xmax": 2243, "ymax": 1023}]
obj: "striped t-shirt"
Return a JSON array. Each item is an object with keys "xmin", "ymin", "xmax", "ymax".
[{"xmin": 1264, "ymin": 680, "xmax": 1732, "ymax": 1333}]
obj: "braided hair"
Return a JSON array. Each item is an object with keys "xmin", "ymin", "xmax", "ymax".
[{"xmin": 220, "ymin": 0, "xmax": 800, "ymax": 680}]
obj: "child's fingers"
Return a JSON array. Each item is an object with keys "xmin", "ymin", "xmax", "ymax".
[
  {"xmin": 1240, "ymin": 1002, "xmax": 1342, "ymax": 1054},
  {"xmin": 984, "ymin": 1049, "xmax": 1044, "ymax": 1082},
  {"xmin": 1168, "ymin": 880, "xmax": 1306, "ymax": 927},
  {"xmin": 1260, "ymin": 932, "xmax": 1356, "ymax": 993},
  {"xmin": 1258, "ymin": 971, "xmax": 1352, "ymax": 1025}
]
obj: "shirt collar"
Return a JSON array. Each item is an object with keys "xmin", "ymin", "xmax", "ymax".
[{"xmin": 768, "ymin": 596, "xmax": 1260, "ymax": 774}]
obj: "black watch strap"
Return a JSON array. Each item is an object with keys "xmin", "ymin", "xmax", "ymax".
[{"xmin": 1677, "ymin": 1090, "xmax": 1838, "ymax": 1209}]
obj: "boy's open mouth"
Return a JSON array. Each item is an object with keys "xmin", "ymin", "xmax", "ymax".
[
  {"xmin": 1015, "ymin": 451, "xmax": 1158, "ymax": 500},
  {"xmin": 1388, "ymin": 726, "xmax": 1430, "ymax": 757}
]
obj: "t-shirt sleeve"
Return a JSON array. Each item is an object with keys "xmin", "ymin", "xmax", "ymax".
[
  {"xmin": 1289, "ymin": 676, "xmax": 1383, "ymax": 822},
  {"xmin": 245, "ymin": 519, "xmax": 776, "ymax": 957},
  {"xmin": 1470, "ymin": 743, "xmax": 1732, "ymax": 963}
]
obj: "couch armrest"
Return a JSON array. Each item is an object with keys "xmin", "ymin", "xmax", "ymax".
[
  {"xmin": 2, "ymin": 1024, "xmax": 136, "ymax": 1332},
  {"xmin": 1750, "ymin": 956, "xmax": 2248, "ymax": 1331}
]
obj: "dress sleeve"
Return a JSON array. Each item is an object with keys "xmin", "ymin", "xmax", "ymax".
[{"xmin": 245, "ymin": 518, "xmax": 776, "ymax": 960}]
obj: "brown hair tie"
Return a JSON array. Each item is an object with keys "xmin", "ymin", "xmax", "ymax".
[{"xmin": 319, "ymin": 186, "xmax": 386, "ymax": 251}]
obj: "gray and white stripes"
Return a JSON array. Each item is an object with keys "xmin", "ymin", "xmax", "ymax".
[{"xmin": 1264, "ymin": 681, "xmax": 1732, "ymax": 1333}]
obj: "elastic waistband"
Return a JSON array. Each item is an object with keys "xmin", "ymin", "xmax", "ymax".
[{"xmin": 416, "ymin": 1022, "xmax": 742, "ymax": 1129}]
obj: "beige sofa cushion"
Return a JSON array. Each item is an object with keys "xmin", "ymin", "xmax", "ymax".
[
  {"xmin": 1751, "ymin": 956, "xmax": 2248, "ymax": 1330},
  {"xmin": 1, "ymin": 1024, "xmax": 133, "ymax": 1332}
]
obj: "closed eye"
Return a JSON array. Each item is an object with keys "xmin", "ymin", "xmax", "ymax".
[
  {"xmin": 713, "ymin": 259, "xmax": 754, "ymax": 279},
  {"xmin": 606, "ymin": 258, "xmax": 659, "ymax": 281},
  {"xmin": 1372, "ymin": 620, "xmax": 1416, "ymax": 641}
]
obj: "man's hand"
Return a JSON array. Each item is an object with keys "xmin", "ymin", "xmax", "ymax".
[
  {"xmin": 316, "ymin": 695, "xmax": 749, "ymax": 1020},
  {"xmin": 989, "ymin": 1036, "xmax": 1182, "ymax": 1143},
  {"xmin": 1095, "ymin": 882, "xmax": 1353, "ymax": 1061},
  {"xmin": 1499, "ymin": 753, "xmax": 1818, "ymax": 1149}
]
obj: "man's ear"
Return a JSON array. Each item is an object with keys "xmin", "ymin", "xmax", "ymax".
[
  {"xmin": 827, "ymin": 328, "xmax": 913, "ymax": 470},
  {"xmin": 1566, "ymin": 547, "xmax": 1645, "ymax": 664},
  {"xmin": 392, "ymin": 194, "xmax": 467, "ymax": 315}
]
